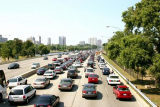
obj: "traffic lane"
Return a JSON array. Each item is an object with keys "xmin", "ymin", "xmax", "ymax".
[
  {"xmin": 5, "ymin": 55, "xmax": 68, "ymax": 79},
  {"xmin": 96, "ymin": 60, "xmax": 142, "ymax": 107},
  {"xmin": 1, "ymin": 67, "xmax": 68, "ymax": 107},
  {"xmin": 71, "ymin": 67, "xmax": 111, "ymax": 107}
]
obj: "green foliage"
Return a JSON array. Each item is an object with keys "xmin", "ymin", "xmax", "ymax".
[
  {"xmin": 0, "ymin": 43, "xmax": 10, "ymax": 59},
  {"xmin": 38, "ymin": 44, "xmax": 50, "ymax": 56},
  {"xmin": 12, "ymin": 38, "xmax": 23, "ymax": 56}
]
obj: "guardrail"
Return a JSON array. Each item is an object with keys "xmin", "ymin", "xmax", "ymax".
[{"xmin": 101, "ymin": 55, "xmax": 157, "ymax": 107}]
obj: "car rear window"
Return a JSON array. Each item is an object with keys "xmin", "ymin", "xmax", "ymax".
[
  {"xmin": 39, "ymin": 68, "xmax": 46, "ymax": 71},
  {"xmin": 9, "ymin": 78, "xmax": 17, "ymax": 82},
  {"xmin": 68, "ymin": 70, "xmax": 75, "ymax": 73},
  {"xmin": 87, "ymin": 69, "xmax": 93, "ymax": 72},
  {"xmin": 89, "ymin": 75, "xmax": 98, "ymax": 77},
  {"xmin": 45, "ymin": 71, "xmax": 52, "ymax": 74},
  {"xmin": 118, "ymin": 88, "xmax": 129, "ymax": 91},
  {"xmin": 84, "ymin": 86, "xmax": 95, "ymax": 89},
  {"xmin": 35, "ymin": 79, "xmax": 45, "ymax": 82},
  {"xmin": 61, "ymin": 80, "xmax": 71, "ymax": 83},
  {"xmin": 38, "ymin": 97, "xmax": 51, "ymax": 103},
  {"xmin": 110, "ymin": 76, "xmax": 119, "ymax": 79},
  {"xmin": 9, "ymin": 90, "xmax": 23, "ymax": 95},
  {"xmin": 55, "ymin": 68, "xmax": 60, "ymax": 70}
]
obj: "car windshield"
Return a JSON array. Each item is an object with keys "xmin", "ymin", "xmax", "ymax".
[
  {"xmin": 38, "ymin": 97, "xmax": 51, "ymax": 103},
  {"xmin": 89, "ymin": 75, "xmax": 98, "ymax": 77},
  {"xmin": 61, "ymin": 80, "xmax": 71, "ymax": 83},
  {"xmin": 87, "ymin": 69, "xmax": 93, "ymax": 72},
  {"xmin": 84, "ymin": 86, "xmax": 95, "ymax": 89},
  {"xmin": 118, "ymin": 88, "xmax": 129, "ymax": 91},
  {"xmin": 9, "ymin": 90, "xmax": 23, "ymax": 95},
  {"xmin": 110, "ymin": 76, "xmax": 119, "ymax": 79},
  {"xmin": 35, "ymin": 78, "xmax": 45, "ymax": 82},
  {"xmin": 9, "ymin": 78, "xmax": 17, "ymax": 82}
]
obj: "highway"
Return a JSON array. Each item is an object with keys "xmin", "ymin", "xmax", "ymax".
[{"xmin": 0, "ymin": 54, "xmax": 149, "ymax": 107}]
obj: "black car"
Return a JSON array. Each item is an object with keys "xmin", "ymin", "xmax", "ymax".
[
  {"xmin": 48, "ymin": 63, "xmax": 56, "ymax": 70},
  {"xmin": 34, "ymin": 94, "xmax": 60, "ymax": 107},
  {"xmin": 37, "ymin": 68, "xmax": 47, "ymax": 75},
  {"xmin": 102, "ymin": 67, "xmax": 110, "ymax": 75},
  {"xmin": 8, "ymin": 63, "xmax": 20, "ymax": 69},
  {"xmin": 43, "ymin": 56, "xmax": 48, "ymax": 60}
]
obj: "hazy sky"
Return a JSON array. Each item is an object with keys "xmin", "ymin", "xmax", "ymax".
[{"xmin": 0, "ymin": 0, "xmax": 141, "ymax": 45}]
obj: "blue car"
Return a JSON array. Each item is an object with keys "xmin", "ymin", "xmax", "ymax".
[{"xmin": 102, "ymin": 67, "xmax": 110, "ymax": 75}]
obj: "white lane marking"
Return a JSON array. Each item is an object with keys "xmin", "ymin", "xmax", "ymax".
[
  {"xmin": 137, "ymin": 101, "xmax": 143, "ymax": 107},
  {"xmin": 105, "ymin": 87, "xmax": 108, "ymax": 94}
]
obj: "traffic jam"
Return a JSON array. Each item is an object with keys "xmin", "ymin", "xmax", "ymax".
[{"xmin": 6, "ymin": 51, "xmax": 132, "ymax": 107}]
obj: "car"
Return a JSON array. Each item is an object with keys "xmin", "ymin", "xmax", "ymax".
[
  {"xmin": 43, "ymin": 56, "xmax": 48, "ymax": 60},
  {"xmin": 82, "ymin": 83, "xmax": 97, "ymax": 98},
  {"xmin": 73, "ymin": 62, "xmax": 82, "ymax": 67},
  {"xmin": 52, "ymin": 57, "xmax": 57, "ymax": 61},
  {"xmin": 88, "ymin": 74, "xmax": 99, "ymax": 84},
  {"xmin": 8, "ymin": 85, "xmax": 36, "ymax": 104},
  {"xmin": 8, "ymin": 63, "xmax": 20, "ymax": 69},
  {"xmin": 99, "ymin": 63, "xmax": 107, "ymax": 69},
  {"xmin": 33, "ymin": 77, "xmax": 50, "ymax": 88},
  {"xmin": 36, "ymin": 68, "xmax": 47, "ymax": 75},
  {"xmin": 43, "ymin": 70, "xmax": 56, "ymax": 79},
  {"xmin": 57, "ymin": 54, "xmax": 62, "ymax": 58},
  {"xmin": 53, "ymin": 61, "xmax": 61, "ymax": 66},
  {"xmin": 58, "ymin": 78, "xmax": 74, "ymax": 90},
  {"xmin": 33, "ymin": 94, "xmax": 60, "ymax": 107},
  {"xmin": 99, "ymin": 59, "xmax": 105, "ymax": 63},
  {"xmin": 31, "ymin": 63, "xmax": 40, "ymax": 69},
  {"xmin": 85, "ymin": 68, "xmax": 94, "ymax": 78},
  {"xmin": 107, "ymin": 74, "xmax": 121, "ymax": 85},
  {"xmin": 68, "ymin": 66, "xmax": 78, "ymax": 71},
  {"xmin": 67, "ymin": 69, "xmax": 78, "ymax": 78},
  {"xmin": 54, "ymin": 67, "xmax": 63, "ymax": 74},
  {"xmin": 60, "ymin": 63, "xmax": 68, "ymax": 70},
  {"xmin": 57, "ymin": 59, "xmax": 63, "ymax": 64},
  {"xmin": 7, "ymin": 76, "xmax": 27, "ymax": 89},
  {"xmin": 102, "ymin": 67, "xmax": 110, "ymax": 75},
  {"xmin": 113, "ymin": 85, "xmax": 132, "ymax": 100},
  {"xmin": 98, "ymin": 61, "xmax": 104, "ymax": 66},
  {"xmin": 47, "ymin": 63, "xmax": 56, "ymax": 70},
  {"xmin": 87, "ymin": 62, "xmax": 94, "ymax": 68}
]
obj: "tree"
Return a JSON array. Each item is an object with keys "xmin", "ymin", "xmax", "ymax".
[
  {"xmin": 12, "ymin": 38, "xmax": 23, "ymax": 57},
  {"xmin": 38, "ymin": 44, "xmax": 50, "ymax": 56},
  {"xmin": 0, "ymin": 43, "xmax": 10, "ymax": 60}
]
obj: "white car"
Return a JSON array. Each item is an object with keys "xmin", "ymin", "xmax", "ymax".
[
  {"xmin": 43, "ymin": 70, "xmax": 56, "ymax": 79},
  {"xmin": 107, "ymin": 74, "xmax": 121, "ymax": 85},
  {"xmin": 85, "ymin": 68, "xmax": 94, "ymax": 78},
  {"xmin": 31, "ymin": 63, "xmax": 40, "ymax": 69},
  {"xmin": 99, "ymin": 63, "xmax": 107, "ymax": 69},
  {"xmin": 98, "ymin": 61, "xmax": 104, "ymax": 66},
  {"xmin": 73, "ymin": 62, "xmax": 82, "ymax": 67},
  {"xmin": 7, "ymin": 76, "xmax": 27, "ymax": 89},
  {"xmin": 8, "ymin": 85, "xmax": 36, "ymax": 104},
  {"xmin": 54, "ymin": 67, "xmax": 63, "ymax": 74}
]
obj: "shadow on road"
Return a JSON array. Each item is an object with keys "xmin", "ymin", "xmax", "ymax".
[{"xmin": 85, "ymin": 91, "xmax": 103, "ymax": 100}]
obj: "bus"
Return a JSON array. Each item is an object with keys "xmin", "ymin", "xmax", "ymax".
[{"xmin": 0, "ymin": 69, "xmax": 7, "ymax": 102}]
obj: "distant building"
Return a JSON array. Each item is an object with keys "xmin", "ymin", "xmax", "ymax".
[
  {"xmin": 97, "ymin": 39, "xmax": 102, "ymax": 47},
  {"xmin": 0, "ymin": 35, "xmax": 8, "ymax": 43},
  {"xmin": 47, "ymin": 38, "xmax": 51, "ymax": 45},
  {"xmin": 27, "ymin": 36, "xmax": 36, "ymax": 44},
  {"xmin": 88, "ymin": 37, "xmax": 97, "ymax": 45},
  {"xmin": 79, "ymin": 41, "xmax": 85, "ymax": 45},
  {"xmin": 59, "ymin": 36, "xmax": 66, "ymax": 45},
  {"xmin": 38, "ymin": 36, "xmax": 41, "ymax": 45}
]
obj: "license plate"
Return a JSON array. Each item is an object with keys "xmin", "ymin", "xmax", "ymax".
[
  {"xmin": 13, "ymin": 97, "xmax": 19, "ymax": 99},
  {"xmin": 92, "ymin": 79, "xmax": 95, "ymax": 80},
  {"xmin": 88, "ymin": 92, "xmax": 92, "ymax": 94},
  {"xmin": 114, "ymin": 80, "xmax": 116, "ymax": 82},
  {"xmin": 123, "ymin": 94, "xmax": 127, "ymax": 96},
  {"xmin": 63, "ymin": 86, "xmax": 67, "ymax": 87}
]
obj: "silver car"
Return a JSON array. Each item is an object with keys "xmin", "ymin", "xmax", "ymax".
[
  {"xmin": 33, "ymin": 77, "xmax": 50, "ymax": 88},
  {"xmin": 58, "ymin": 78, "xmax": 74, "ymax": 90}
]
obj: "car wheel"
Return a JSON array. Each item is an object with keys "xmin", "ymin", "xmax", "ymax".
[
  {"xmin": 25, "ymin": 81, "xmax": 27, "ymax": 85},
  {"xmin": 9, "ymin": 102, "xmax": 13, "ymax": 105},
  {"xmin": 0, "ymin": 94, "xmax": 2, "ymax": 102},
  {"xmin": 48, "ymin": 81, "xmax": 50, "ymax": 85},
  {"xmin": 26, "ymin": 98, "xmax": 29, "ymax": 104},
  {"xmin": 82, "ymin": 96, "xmax": 84, "ymax": 98},
  {"xmin": 33, "ymin": 91, "xmax": 36, "ymax": 97},
  {"xmin": 9, "ymin": 87, "xmax": 12, "ymax": 89},
  {"xmin": 116, "ymin": 95, "xmax": 119, "ymax": 99}
]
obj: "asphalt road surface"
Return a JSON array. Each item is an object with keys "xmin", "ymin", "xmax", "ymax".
[{"xmin": 0, "ymin": 55, "xmax": 149, "ymax": 107}]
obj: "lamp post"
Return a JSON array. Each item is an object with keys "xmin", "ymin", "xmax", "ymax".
[{"xmin": 106, "ymin": 26, "xmax": 125, "ymax": 36}]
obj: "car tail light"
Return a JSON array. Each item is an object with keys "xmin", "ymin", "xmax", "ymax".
[
  {"xmin": 93, "ymin": 91, "xmax": 96, "ymax": 94},
  {"xmin": 23, "ymin": 95, "xmax": 26, "ymax": 99},
  {"xmin": 36, "ymin": 70, "xmax": 38, "ymax": 73},
  {"xmin": 109, "ymin": 80, "xmax": 111, "ymax": 82},
  {"xmin": 17, "ymin": 83, "xmax": 20, "ymax": 85},
  {"xmin": 69, "ymin": 84, "xmax": 72, "ymax": 87},
  {"xmin": 50, "ymin": 74, "xmax": 53, "ymax": 76},
  {"xmin": 58, "ymin": 85, "xmax": 61, "ymax": 87},
  {"xmin": 33, "ymin": 83, "xmax": 36, "ymax": 85},
  {"xmin": 33, "ymin": 104, "xmax": 36, "ymax": 107},
  {"xmin": 118, "ymin": 80, "xmax": 120, "ymax": 82},
  {"xmin": 41, "ymin": 83, "xmax": 44, "ymax": 85},
  {"xmin": 83, "ymin": 91, "xmax": 87, "ymax": 94},
  {"xmin": 43, "ymin": 75, "xmax": 45, "ymax": 76},
  {"xmin": 47, "ymin": 105, "xmax": 51, "ymax": 107}
]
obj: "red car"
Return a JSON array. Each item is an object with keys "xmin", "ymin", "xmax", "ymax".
[
  {"xmin": 113, "ymin": 85, "xmax": 132, "ymax": 100},
  {"xmin": 52, "ymin": 57, "xmax": 57, "ymax": 61},
  {"xmin": 88, "ymin": 74, "xmax": 99, "ymax": 84}
]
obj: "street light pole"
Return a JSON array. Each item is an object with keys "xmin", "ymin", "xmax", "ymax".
[{"xmin": 106, "ymin": 26, "xmax": 125, "ymax": 37}]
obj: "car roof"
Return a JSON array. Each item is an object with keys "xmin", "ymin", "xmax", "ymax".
[
  {"xmin": 86, "ymin": 68, "xmax": 93, "ymax": 70},
  {"xmin": 12, "ymin": 85, "xmax": 29, "ymax": 89},
  {"xmin": 118, "ymin": 85, "xmax": 128, "ymax": 88},
  {"xmin": 109, "ymin": 74, "xmax": 118, "ymax": 76},
  {"xmin": 10, "ymin": 76, "xmax": 22, "ymax": 79},
  {"xmin": 61, "ymin": 78, "xmax": 72, "ymax": 80}
]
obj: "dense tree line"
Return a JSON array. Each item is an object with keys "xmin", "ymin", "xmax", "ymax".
[
  {"xmin": 0, "ymin": 38, "xmax": 50, "ymax": 60},
  {"xmin": 105, "ymin": 0, "xmax": 160, "ymax": 87}
]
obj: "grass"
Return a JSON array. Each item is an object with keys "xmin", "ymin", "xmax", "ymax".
[{"xmin": 103, "ymin": 54, "xmax": 160, "ymax": 107}]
